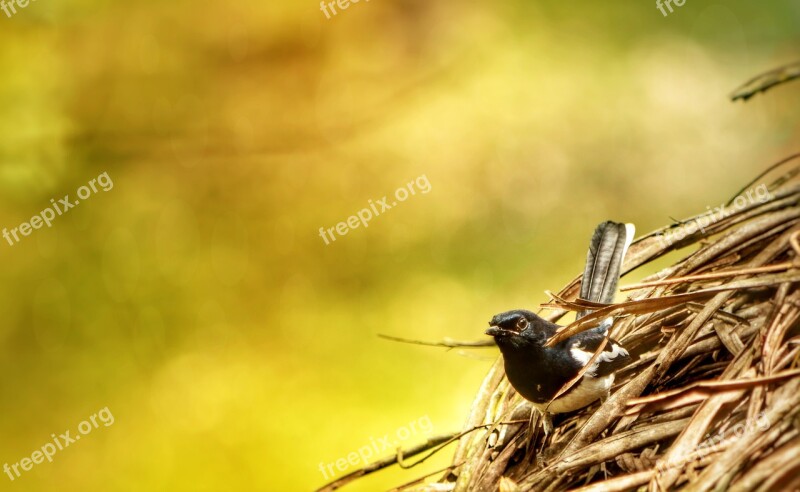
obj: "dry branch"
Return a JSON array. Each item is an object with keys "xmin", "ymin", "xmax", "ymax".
[
  {"xmin": 382, "ymin": 163, "xmax": 800, "ymax": 492},
  {"xmin": 320, "ymin": 65, "xmax": 800, "ymax": 490}
]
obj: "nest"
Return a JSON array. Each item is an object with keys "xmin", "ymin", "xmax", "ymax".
[
  {"xmin": 404, "ymin": 163, "xmax": 800, "ymax": 492},
  {"xmin": 315, "ymin": 163, "xmax": 800, "ymax": 492},
  {"xmin": 316, "ymin": 67, "xmax": 800, "ymax": 492}
]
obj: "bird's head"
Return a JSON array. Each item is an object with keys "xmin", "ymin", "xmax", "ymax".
[{"xmin": 485, "ymin": 309, "xmax": 550, "ymax": 348}]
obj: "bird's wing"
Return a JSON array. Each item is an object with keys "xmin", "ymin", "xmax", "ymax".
[
  {"xmin": 578, "ymin": 221, "xmax": 635, "ymax": 319},
  {"xmin": 569, "ymin": 327, "xmax": 631, "ymax": 378}
]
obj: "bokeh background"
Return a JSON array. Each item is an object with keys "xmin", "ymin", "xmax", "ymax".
[{"xmin": 0, "ymin": 0, "xmax": 798, "ymax": 491}]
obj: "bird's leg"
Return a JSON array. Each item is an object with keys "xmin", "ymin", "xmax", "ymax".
[
  {"xmin": 528, "ymin": 406, "xmax": 553, "ymax": 438},
  {"xmin": 541, "ymin": 411, "xmax": 554, "ymax": 436}
]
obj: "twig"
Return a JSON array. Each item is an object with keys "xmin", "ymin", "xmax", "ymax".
[
  {"xmin": 315, "ymin": 434, "xmax": 458, "ymax": 492},
  {"xmin": 315, "ymin": 421, "xmax": 526, "ymax": 492},
  {"xmin": 730, "ymin": 60, "xmax": 800, "ymax": 101},
  {"xmin": 724, "ymin": 152, "xmax": 800, "ymax": 206},
  {"xmin": 620, "ymin": 261, "xmax": 798, "ymax": 291},
  {"xmin": 388, "ymin": 463, "xmax": 462, "ymax": 492},
  {"xmin": 378, "ymin": 334, "xmax": 495, "ymax": 349}
]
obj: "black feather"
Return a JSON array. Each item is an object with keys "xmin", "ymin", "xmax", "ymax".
[
  {"xmin": 570, "ymin": 327, "xmax": 632, "ymax": 377},
  {"xmin": 578, "ymin": 221, "xmax": 633, "ymax": 318}
]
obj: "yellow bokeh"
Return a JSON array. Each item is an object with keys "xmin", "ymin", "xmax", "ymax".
[{"xmin": 0, "ymin": 1, "xmax": 798, "ymax": 491}]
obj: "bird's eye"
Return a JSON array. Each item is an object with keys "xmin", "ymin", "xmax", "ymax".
[{"xmin": 516, "ymin": 318, "xmax": 528, "ymax": 330}]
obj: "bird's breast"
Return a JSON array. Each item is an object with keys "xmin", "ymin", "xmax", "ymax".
[{"xmin": 535, "ymin": 374, "xmax": 614, "ymax": 414}]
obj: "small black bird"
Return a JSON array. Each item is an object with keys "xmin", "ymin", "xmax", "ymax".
[{"xmin": 486, "ymin": 221, "xmax": 635, "ymax": 434}]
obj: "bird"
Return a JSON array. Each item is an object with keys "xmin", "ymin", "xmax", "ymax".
[{"xmin": 485, "ymin": 221, "xmax": 635, "ymax": 435}]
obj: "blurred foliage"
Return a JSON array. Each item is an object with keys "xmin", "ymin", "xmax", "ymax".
[{"xmin": 0, "ymin": 0, "xmax": 798, "ymax": 491}]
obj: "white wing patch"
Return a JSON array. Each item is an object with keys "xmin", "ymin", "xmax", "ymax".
[
  {"xmin": 622, "ymin": 223, "xmax": 636, "ymax": 261},
  {"xmin": 570, "ymin": 346, "xmax": 593, "ymax": 365},
  {"xmin": 597, "ymin": 317, "xmax": 613, "ymax": 334},
  {"xmin": 571, "ymin": 341, "xmax": 629, "ymax": 376},
  {"xmin": 589, "ymin": 342, "xmax": 629, "ymax": 375}
]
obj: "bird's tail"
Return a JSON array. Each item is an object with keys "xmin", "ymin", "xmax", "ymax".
[{"xmin": 577, "ymin": 221, "xmax": 635, "ymax": 319}]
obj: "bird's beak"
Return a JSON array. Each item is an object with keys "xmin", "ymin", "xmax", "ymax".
[{"xmin": 486, "ymin": 326, "xmax": 514, "ymax": 337}]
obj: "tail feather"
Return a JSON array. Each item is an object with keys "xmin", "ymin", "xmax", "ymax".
[{"xmin": 578, "ymin": 221, "xmax": 635, "ymax": 319}]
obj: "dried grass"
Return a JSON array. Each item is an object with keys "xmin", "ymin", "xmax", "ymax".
[
  {"xmin": 408, "ymin": 164, "xmax": 800, "ymax": 492},
  {"xmin": 318, "ymin": 66, "xmax": 800, "ymax": 492}
]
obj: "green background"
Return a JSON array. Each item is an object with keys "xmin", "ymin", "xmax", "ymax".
[{"xmin": 0, "ymin": 0, "xmax": 798, "ymax": 490}]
